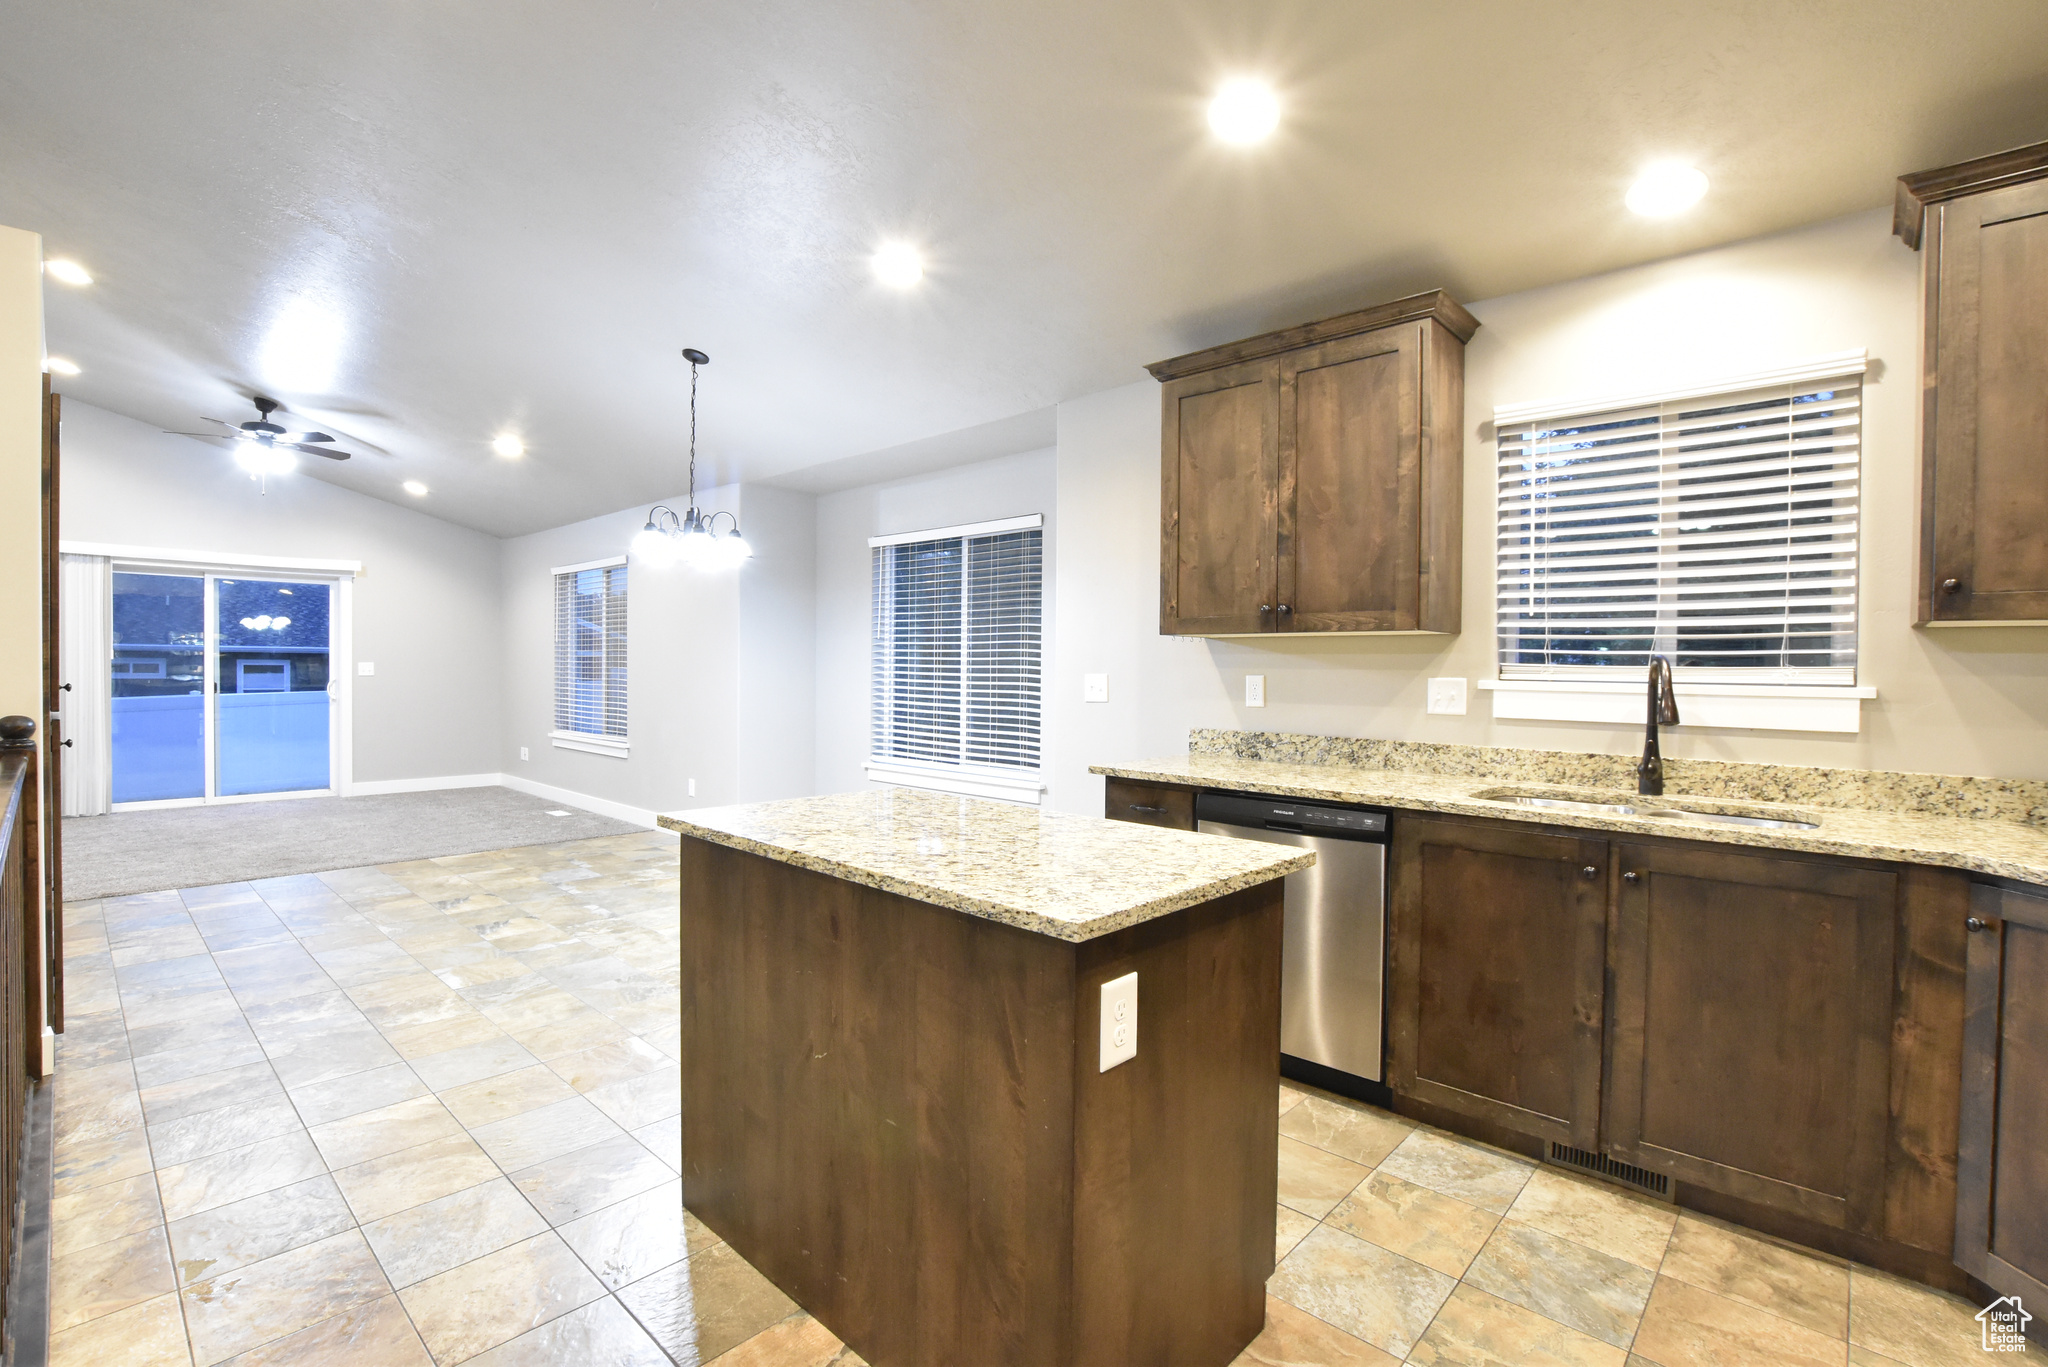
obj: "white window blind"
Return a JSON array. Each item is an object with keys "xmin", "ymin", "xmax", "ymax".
[
  {"xmin": 871, "ymin": 526, "xmax": 1042, "ymax": 773},
  {"xmin": 554, "ymin": 562, "xmax": 628, "ymax": 737},
  {"xmin": 1497, "ymin": 374, "xmax": 1861, "ymax": 684}
]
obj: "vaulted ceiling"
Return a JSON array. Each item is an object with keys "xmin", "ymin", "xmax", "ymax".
[{"xmin": 4, "ymin": 1, "xmax": 2046, "ymax": 534}]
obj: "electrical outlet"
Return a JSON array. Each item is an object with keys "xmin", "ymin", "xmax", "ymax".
[
  {"xmin": 357, "ymin": 661, "xmax": 375, "ymax": 676},
  {"xmin": 1427, "ymin": 677, "xmax": 1468, "ymax": 715},
  {"xmin": 1082, "ymin": 673, "xmax": 1109, "ymax": 703},
  {"xmin": 688, "ymin": 778, "xmax": 697, "ymax": 798},
  {"xmin": 519, "ymin": 747, "xmax": 529, "ymax": 761},
  {"xmin": 1245, "ymin": 674, "xmax": 1266, "ymax": 707},
  {"xmin": 1099, "ymin": 971, "xmax": 1137, "ymax": 1072}
]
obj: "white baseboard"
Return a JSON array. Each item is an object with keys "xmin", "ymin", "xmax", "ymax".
[
  {"xmin": 348, "ymin": 773, "xmax": 503, "ymax": 797},
  {"xmin": 498, "ymin": 774, "xmax": 664, "ymax": 830}
]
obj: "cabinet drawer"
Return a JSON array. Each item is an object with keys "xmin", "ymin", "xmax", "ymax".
[{"xmin": 1104, "ymin": 779, "xmax": 1194, "ymax": 831}]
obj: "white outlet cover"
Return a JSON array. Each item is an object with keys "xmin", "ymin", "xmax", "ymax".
[
  {"xmin": 1083, "ymin": 673, "xmax": 1109, "ymax": 703},
  {"xmin": 1245, "ymin": 674, "xmax": 1266, "ymax": 707},
  {"xmin": 1099, "ymin": 971, "xmax": 1137, "ymax": 1072},
  {"xmin": 519, "ymin": 747, "xmax": 529, "ymax": 761},
  {"xmin": 357, "ymin": 661, "xmax": 375, "ymax": 676},
  {"xmin": 1427, "ymin": 677, "xmax": 1468, "ymax": 715}
]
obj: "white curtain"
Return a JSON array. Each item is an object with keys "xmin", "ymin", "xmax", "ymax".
[{"xmin": 59, "ymin": 554, "xmax": 111, "ymax": 817}]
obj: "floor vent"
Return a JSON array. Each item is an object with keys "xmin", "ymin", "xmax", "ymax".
[{"xmin": 1547, "ymin": 1142, "xmax": 1671, "ymax": 1198}]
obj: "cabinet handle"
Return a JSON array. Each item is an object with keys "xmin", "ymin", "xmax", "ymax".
[
  {"xmin": 1128, "ymin": 804, "xmax": 1168, "ymax": 815},
  {"xmin": 1967, "ymin": 915, "xmax": 1989, "ymax": 932},
  {"xmin": 1622, "ymin": 870, "xmax": 1641, "ymax": 884},
  {"xmin": 1278, "ymin": 603, "xmax": 1292, "ymax": 614},
  {"xmin": 1580, "ymin": 865, "xmax": 1599, "ymax": 880},
  {"xmin": 1259, "ymin": 604, "xmax": 1271, "ymax": 614},
  {"xmin": 1941, "ymin": 578, "xmax": 1961, "ymax": 594}
]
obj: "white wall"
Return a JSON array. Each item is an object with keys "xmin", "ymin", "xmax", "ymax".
[
  {"xmin": 58, "ymin": 401, "xmax": 504, "ymax": 787},
  {"xmin": 0, "ymin": 227, "xmax": 42, "ymax": 747},
  {"xmin": 496, "ymin": 482, "xmax": 819, "ymax": 819},
  {"xmin": 812, "ymin": 447, "xmax": 1057, "ymax": 795},
  {"xmin": 1046, "ymin": 208, "xmax": 2048, "ymax": 813}
]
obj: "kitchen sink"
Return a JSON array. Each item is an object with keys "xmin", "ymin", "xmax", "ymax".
[{"xmin": 1473, "ymin": 790, "xmax": 1819, "ymax": 831}]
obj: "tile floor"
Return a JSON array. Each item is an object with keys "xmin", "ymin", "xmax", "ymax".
[{"xmin": 49, "ymin": 832, "xmax": 2042, "ymax": 1366}]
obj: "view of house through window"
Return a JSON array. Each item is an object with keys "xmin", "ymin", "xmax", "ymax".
[
  {"xmin": 553, "ymin": 559, "xmax": 629, "ymax": 744},
  {"xmin": 1495, "ymin": 372, "xmax": 1862, "ymax": 684},
  {"xmin": 110, "ymin": 571, "xmax": 335, "ymax": 803},
  {"xmin": 870, "ymin": 519, "xmax": 1043, "ymax": 782}
]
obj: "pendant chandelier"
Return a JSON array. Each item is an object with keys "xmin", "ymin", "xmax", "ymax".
[{"xmin": 631, "ymin": 348, "xmax": 751, "ymax": 569}]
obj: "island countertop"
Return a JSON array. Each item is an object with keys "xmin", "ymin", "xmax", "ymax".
[{"xmin": 657, "ymin": 786, "xmax": 1313, "ymax": 942}]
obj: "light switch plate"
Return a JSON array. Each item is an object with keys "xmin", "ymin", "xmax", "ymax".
[
  {"xmin": 357, "ymin": 661, "xmax": 375, "ymax": 676},
  {"xmin": 1083, "ymin": 673, "xmax": 1109, "ymax": 703},
  {"xmin": 1245, "ymin": 674, "xmax": 1266, "ymax": 707},
  {"xmin": 1099, "ymin": 971, "xmax": 1137, "ymax": 1072},
  {"xmin": 1427, "ymin": 677, "xmax": 1468, "ymax": 715}
]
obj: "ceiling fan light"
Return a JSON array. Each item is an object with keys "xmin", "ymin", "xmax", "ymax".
[{"xmin": 234, "ymin": 444, "xmax": 296, "ymax": 477}]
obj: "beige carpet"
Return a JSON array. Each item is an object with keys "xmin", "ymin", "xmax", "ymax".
[{"xmin": 62, "ymin": 786, "xmax": 647, "ymax": 900}]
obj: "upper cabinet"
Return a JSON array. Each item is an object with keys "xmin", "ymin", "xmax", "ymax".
[
  {"xmin": 1897, "ymin": 141, "xmax": 2048, "ymax": 624},
  {"xmin": 1149, "ymin": 291, "xmax": 1477, "ymax": 636}
]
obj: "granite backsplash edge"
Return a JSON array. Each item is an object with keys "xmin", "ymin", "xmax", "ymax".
[{"xmin": 1186, "ymin": 728, "xmax": 2048, "ymax": 828}]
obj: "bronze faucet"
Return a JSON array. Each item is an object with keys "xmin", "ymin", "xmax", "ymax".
[{"xmin": 1638, "ymin": 655, "xmax": 1680, "ymax": 796}]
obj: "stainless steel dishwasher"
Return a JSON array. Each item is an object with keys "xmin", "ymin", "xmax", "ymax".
[{"xmin": 1197, "ymin": 792, "xmax": 1389, "ymax": 1082}]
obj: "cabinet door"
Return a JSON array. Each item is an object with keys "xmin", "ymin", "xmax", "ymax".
[
  {"xmin": 1388, "ymin": 816, "xmax": 1607, "ymax": 1149},
  {"xmin": 1955, "ymin": 884, "xmax": 2048, "ymax": 1306},
  {"xmin": 1605, "ymin": 843, "xmax": 1897, "ymax": 1231},
  {"xmin": 1277, "ymin": 324, "xmax": 1422, "ymax": 632},
  {"xmin": 1160, "ymin": 359, "xmax": 1278, "ymax": 635},
  {"xmin": 1924, "ymin": 179, "xmax": 2048, "ymax": 622}
]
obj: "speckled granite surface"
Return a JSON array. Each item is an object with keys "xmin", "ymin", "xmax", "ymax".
[
  {"xmin": 1097, "ymin": 738, "xmax": 2048, "ymax": 887},
  {"xmin": 658, "ymin": 786, "xmax": 1312, "ymax": 942},
  {"xmin": 1188, "ymin": 729, "xmax": 2048, "ymax": 827}
]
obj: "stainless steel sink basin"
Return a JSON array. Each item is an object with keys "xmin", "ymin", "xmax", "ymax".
[{"xmin": 1475, "ymin": 791, "xmax": 1819, "ymax": 831}]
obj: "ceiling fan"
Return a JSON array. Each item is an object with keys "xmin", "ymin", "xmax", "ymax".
[{"xmin": 166, "ymin": 396, "xmax": 353, "ymax": 476}]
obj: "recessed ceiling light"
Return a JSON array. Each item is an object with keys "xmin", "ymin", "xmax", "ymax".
[
  {"xmin": 1626, "ymin": 161, "xmax": 1709, "ymax": 218},
  {"xmin": 1207, "ymin": 78, "xmax": 1281, "ymax": 146},
  {"xmin": 44, "ymin": 259, "xmax": 92, "ymax": 286},
  {"xmin": 44, "ymin": 357, "xmax": 80, "ymax": 376},
  {"xmin": 871, "ymin": 242, "xmax": 924, "ymax": 289},
  {"xmin": 492, "ymin": 432, "xmax": 524, "ymax": 458},
  {"xmin": 403, "ymin": 480, "xmax": 429, "ymax": 497}
]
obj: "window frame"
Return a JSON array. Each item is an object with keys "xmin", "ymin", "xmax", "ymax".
[
  {"xmin": 551, "ymin": 555, "xmax": 630, "ymax": 758},
  {"xmin": 1488, "ymin": 352, "xmax": 1876, "ymax": 734},
  {"xmin": 864, "ymin": 514, "xmax": 1045, "ymax": 805}
]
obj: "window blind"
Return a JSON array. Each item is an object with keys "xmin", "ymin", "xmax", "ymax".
[
  {"xmin": 871, "ymin": 527, "xmax": 1042, "ymax": 772},
  {"xmin": 1497, "ymin": 375, "xmax": 1860, "ymax": 683},
  {"xmin": 554, "ymin": 562, "xmax": 628, "ymax": 737}
]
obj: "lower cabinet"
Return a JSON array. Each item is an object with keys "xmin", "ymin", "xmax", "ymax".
[
  {"xmin": 1388, "ymin": 818, "xmax": 1607, "ymax": 1150},
  {"xmin": 1956, "ymin": 882, "xmax": 2048, "ymax": 1306},
  {"xmin": 1103, "ymin": 777, "xmax": 1196, "ymax": 831},
  {"xmin": 1389, "ymin": 812, "xmax": 1967, "ymax": 1264},
  {"xmin": 1603, "ymin": 842, "xmax": 1898, "ymax": 1234}
]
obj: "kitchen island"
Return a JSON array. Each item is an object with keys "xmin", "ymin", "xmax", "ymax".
[{"xmin": 658, "ymin": 787, "xmax": 1313, "ymax": 1367}]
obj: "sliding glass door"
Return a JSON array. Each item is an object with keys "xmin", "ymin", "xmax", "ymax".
[{"xmin": 110, "ymin": 571, "xmax": 335, "ymax": 805}]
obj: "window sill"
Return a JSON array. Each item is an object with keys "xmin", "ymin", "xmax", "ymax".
[
  {"xmin": 1478, "ymin": 679, "xmax": 1877, "ymax": 734},
  {"xmin": 864, "ymin": 760, "xmax": 1045, "ymax": 806},
  {"xmin": 551, "ymin": 731, "xmax": 630, "ymax": 758}
]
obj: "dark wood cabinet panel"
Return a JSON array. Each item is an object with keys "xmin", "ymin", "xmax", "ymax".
[
  {"xmin": 1899, "ymin": 142, "xmax": 2048, "ymax": 623},
  {"xmin": 1103, "ymin": 778, "xmax": 1195, "ymax": 831},
  {"xmin": 1604, "ymin": 842, "xmax": 1897, "ymax": 1232},
  {"xmin": 1389, "ymin": 814, "xmax": 1607, "ymax": 1149},
  {"xmin": 1159, "ymin": 364, "xmax": 1277, "ymax": 635},
  {"xmin": 1955, "ymin": 882, "xmax": 2048, "ymax": 1307},
  {"xmin": 1152, "ymin": 292, "xmax": 1473, "ymax": 637}
]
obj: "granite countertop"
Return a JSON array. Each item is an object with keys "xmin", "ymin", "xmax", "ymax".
[
  {"xmin": 657, "ymin": 787, "xmax": 1313, "ymax": 942},
  {"xmin": 1092, "ymin": 752, "xmax": 2048, "ymax": 886}
]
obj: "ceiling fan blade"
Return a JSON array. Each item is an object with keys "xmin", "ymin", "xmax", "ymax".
[
  {"xmin": 282, "ymin": 442, "xmax": 351, "ymax": 460},
  {"xmin": 196, "ymin": 416, "xmax": 247, "ymax": 432},
  {"xmin": 165, "ymin": 431, "xmax": 237, "ymax": 444},
  {"xmin": 279, "ymin": 431, "xmax": 333, "ymax": 443}
]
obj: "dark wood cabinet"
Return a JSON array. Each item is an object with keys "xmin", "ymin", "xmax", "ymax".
[
  {"xmin": 1955, "ymin": 882, "xmax": 2048, "ymax": 1308},
  {"xmin": 1604, "ymin": 842, "xmax": 1898, "ymax": 1233},
  {"xmin": 1897, "ymin": 141, "xmax": 2048, "ymax": 624},
  {"xmin": 1103, "ymin": 777, "xmax": 1195, "ymax": 831},
  {"xmin": 1388, "ymin": 815, "xmax": 1607, "ymax": 1150},
  {"xmin": 1151, "ymin": 292, "xmax": 1475, "ymax": 637}
]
